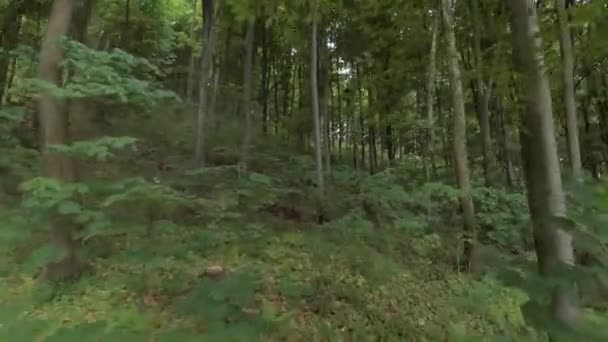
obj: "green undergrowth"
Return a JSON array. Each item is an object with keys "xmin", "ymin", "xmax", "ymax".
[
  {"xmin": 0, "ymin": 151, "xmax": 541, "ymax": 341},
  {"xmin": 0, "ymin": 220, "xmax": 533, "ymax": 341}
]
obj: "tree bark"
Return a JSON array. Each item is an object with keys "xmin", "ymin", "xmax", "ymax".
[
  {"xmin": 0, "ymin": 1, "xmax": 25, "ymax": 105},
  {"xmin": 336, "ymin": 61, "xmax": 343, "ymax": 157},
  {"xmin": 259, "ymin": 22, "xmax": 270, "ymax": 135},
  {"xmin": 318, "ymin": 27, "xmax": 331, "ymax": 174},
  {"xmin": 121, "ymin": 0, "xmax": 130, "ymax": 47},
  {"xmin": 425, "ymin": 12, "xmax": 439, "ymax": 180},
  {"xmin": 186, "ymin": 0, "xmax": 199, "ymax": 102},
  {"xmin": 38, "ymin": 0, "xmax": 80, "ymax": 280},
  {"xmin": 441, "ymin": 0, "xmax": 478, "ymax": 273},
  {"xmin": 557, "ymin": 0, "xmax": 583, "ymax": 181},
  {"xmin": 194, "ymin": 0, "xmax": 215, "ymax": 166},
  {"xmin": 240, "ymin": 19, "xmax": 255, "ymax": 165},
  {"xmin": 496, "ymin": 97, "xmax": 516, "ymax": 188},
  {"xmin": 508, "ymin": 0, "xmax": 580, "ymax": 330},
  {"xmin": 471, "ymin": 0, "xmax": 497, "ymax": 187},
  {"xmin": 310, "ymin": 18, "xmax": 325, "ymax": 199}
]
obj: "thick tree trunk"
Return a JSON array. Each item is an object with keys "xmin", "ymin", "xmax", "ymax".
[
  {"xmin": 38, "ymin": 0, "xmax": 81, "ymax": 281},
  {"xmin": 194, "ymin": 0, "xmax": 215, "ymax": 166},
  {"xmin": 509, "ymin": 0, "xmax": 580, "ymax": 330},
  {"xmin": 310, "ymin": 19, "xmax": 325, "ymax": 198},
  {"xmin": 441, "ymin": 0, "xmax": 478, "ymax": 273},
  {"xmin": 557, "ymin": 0, "xmax": 583, "ymax": 181},
  {"xmin": 240, "ymin": 19, "xmax": 255, "ymax": 164}
]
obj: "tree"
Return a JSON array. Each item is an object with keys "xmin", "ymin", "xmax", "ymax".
[
  {"xmin": 194, "ymin": 0, "xmax": 216, "ymax": 166},
  {"xmin": 0, "ymin": 1, "xmax": 26, "ymax": 105},
  {"xmin": 424, "ymin": 12, "xmax": 439, "ymax": 181},
  {"xmin": 240, "ymin": 18, "xmax": 255, "ymax": 165},
  {"xmin": 470, "ymin": 0, "xmax": 497, "ymax": 187},
  {"xmin": 310, "ymin": 15, "xmax": 325, "ymax": 200},
  {"xmin": 557, "ymin": 0, "xmax": 583, "ymax": 181},
  {"xmin": 508, "ymin": 0, "xmax": 580, "ymax": 331},
  {"xmin": 441, "ymin": 0, "xmax": 478, "ymax": 272},
  {"xmin": 186, "ymin": 0, "xmax": 199, "ymax": 102},
  {"xmin": 37, "ymin": 0, "xmax": 80, "ymax": 280}
]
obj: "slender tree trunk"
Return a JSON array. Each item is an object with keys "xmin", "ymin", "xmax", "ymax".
[
  {"xmin": 441, "ymin": 0, "xmax": 478, "ymax": 273},
  {"xmin": 281, "ymin": 58, "xmax": 292, "ymax": 134},
  {"xmin": 209, "ymin": 61, "xmax": 220, "ymax": 129},
  {"xmin": 425, "ymin": 13, "xmax": 439, "ymax": 180},
  {"xmin": 557, "ymin": 0, "xmax": 583, "ymax": 181},
  {"xmin": 1, "ymin": 14, "xmax": 24, "ymax": 106},
  {"xmin": 240, "ymin": 19, "xmax": 255, "ymax": 164},
  {"xmin": 437, "ymin": 86, "xmax": 450, "ymax": 169},
  {"xmin": 216, "ymin": 20, "xmax": 233, "ymax": 116},
  {"xmin": 0, "ymin": 2, "xmax": 25, "ymax": 105},
  {"xmin": 186, "ymin": 0, "xmax": 199, "ymax": 102},
  {"xmin": 318, "ymin": 28, "xmax": 331, "ymax": 174},
  {"xmin": 273, "ymin": 60, "xmax": 280, "ymax": 134},
  {"xmin": 194, "ymin": 0, "xmax": 215, "ymax": 166},
  {"xmin": 2, "ymin": 54, "xmax": 16, "ymax": 105},
  {"xmin": 259, "ymin": 23, "xmax": 270, "ymax": 135},
  {"xmin": 471, "ymin": 0, "xmax": 497, "ymax": 187},
  {"xmin": 311, "ymin": 18, "xmax": 325, "ymax": 199},
  {"xmin": 121, "ymin": 0, "xmax": 130, "ymax": 47},
  {"xmin": 496, "ymin": 97, "xmax": 515, "ymax": 188},
  {"xmin": 509, "ymin": 0, "xmax": 580, "ymax": 330},
  {"xmin": 38, "ymin": 0, "xmax": 80, "ymax": 280},
  {"xmin": 336, "ymin": 62, "xmax": 343, "ymax": 156}
]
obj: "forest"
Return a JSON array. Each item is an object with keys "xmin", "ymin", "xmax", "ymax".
[{"xmin": 0, "ymin": 0, "xmax": 608, "ymax": 340}]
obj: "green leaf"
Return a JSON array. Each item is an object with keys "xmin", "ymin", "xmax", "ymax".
[{"xmin": 57, "ymin": 201, "xmax": 82, "ymax": 215}]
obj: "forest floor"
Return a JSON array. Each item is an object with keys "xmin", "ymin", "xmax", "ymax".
[{"xmin": 0, "ymin": 147, "xmax": 535, "ymax": 341}]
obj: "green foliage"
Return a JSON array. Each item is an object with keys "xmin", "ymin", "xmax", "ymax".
[
  {"xmin": 49, "ymin": 137, "xmax": 139, "ymax": 161},
  {"xmin": 18, "ymin": 38, "xmax": 179, "ymax": 109}
]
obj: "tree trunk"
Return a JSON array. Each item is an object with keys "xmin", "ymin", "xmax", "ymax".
[
  {"xmin": 240, "ymin": 19, "xmax": 255, "ymax": 164},
  {"xmin": 436, "ymin": 84, "xmax": 450, "ymax": 169},
  {"xmin": 557, "ymin": 0, "xmax": 583, "ymax": 181},
  {"xmin": 441, "ymin": 0, "xmax": 478, "ymax": 273},
  {"xmin": 318, "ymin": 28, "xmax": 331, "ymax": 174},
  {"xmin": 336, "ymin": 61, "xmax": 343, "ymax": 156},
  {"xmin": 496, "ymin": 97, "xmax": 515, "ymax": 188},
  {"xmin": 471, "ymin": 0, "xmax": 497, "ymax": 187},
  {"xmin": 259, "ymin": 23, "xmax": 270, "ymax": 135},
  {"xmin": 0, "ymin": 1, "xmax": 25, "ymax": 105},
  {"xmin": 425, "ymin": 13, "xmax": 439, "ymax": 180},
  {"xmin": 209, "ymin": 61, "xmax": 220, "ymax": 130},
  {"xmin": 508, "ymin": 0, "xmax": 580, "ymax": 331},
  {"xmin": 194, "ymin": 0, "xmax": 215, "ymax": 166},
  {"xmin": 310, "ymin": 18, "xmax": 325, "ymax": 199},
  {"xmin": 122, "ymin": 0, "xmax": 130, "ymax": 47},
  {"xmin": 186, "ymin": 0, "xmax": 199, "ymax": 102},
  {"xmin": 38, "ymin": 0, "xmax": 81, "ymax": 281}
]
